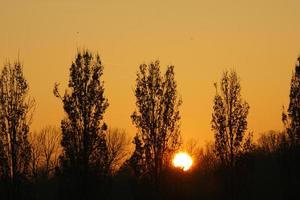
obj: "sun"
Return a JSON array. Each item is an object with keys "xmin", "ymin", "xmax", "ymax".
[{"xmin": 172, "ymin": 152, "xmax": 193, "ymax": 171}]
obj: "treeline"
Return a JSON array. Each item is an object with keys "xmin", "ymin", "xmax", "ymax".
[{"xmin": 0, "ymin": 49, "xmax": 299, "ymax": 200}]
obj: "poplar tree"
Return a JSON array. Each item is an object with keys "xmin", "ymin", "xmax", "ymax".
[
  {"xmin": 211, "ymin": 70, "xmax": 250, "ymax": 200},
  {"xmin": 54, "ymin": 50, "xmax": 109, "ymax": 199},
  {"xmin": 0, "ymin": 61, "xmax": 34, "ymax": 196},
  {"xmin": 282, "ymin": 57, "xmax": 300, "ymax": 146},
  {"xmin": 131, "ymin": 60, "xmax": 182, "ymax": 186},
  {"xmin": 211, "ymin": 70, "xmax": 249, "ymax": 167}
]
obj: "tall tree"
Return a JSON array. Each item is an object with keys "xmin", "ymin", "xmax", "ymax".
[
  {"xmin": 211, "ymin": 70, "xmax": 249, "ymax": 167},
  {"xmin": 282, "ymin": 57, "xmax": 300, "ymax": 199},
  {"xmin": 131, "ymin": 60, "xmax": 182, "ymax": 186},
  {"xmin": 211, "ymin": 70, "xmax": 250, "ymax": 200},
  {"xmin": 0, "ymin": 61, "xmax": 34, "ymax": 195},
  {"xmin": 282, "ymin": 57, "xmax": 300, "ymax": 145},
  {"xmin": 54, "ymin": 50, "xmax": 109, "ymax": 198}
]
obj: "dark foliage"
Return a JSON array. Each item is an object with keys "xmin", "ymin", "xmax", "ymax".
[
  {"xmin": 212, "ymin": 69, "xmax": 250, "ymax": 167},
  {"xmin": 130, "ymin": 60, "xmax": 182, "ymax": 195},
  {"xmin": 283, "ymin": 57, "xmax": 300, "ymax": 145},
  {"xmin": 0, "ymin": 61, "xmax": 34, "ymax": 200},
  {"xmin": 54, "ymin": 50, "xmax": 109, "ymax": 200},
  {"xmin": 281, "ymin": 56, "xmax": 300, "ymax": 199}
]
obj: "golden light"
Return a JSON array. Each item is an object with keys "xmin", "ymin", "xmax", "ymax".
[{"xmin": 172, "ymin": 152, "xmax": 193, "ymax": 171}]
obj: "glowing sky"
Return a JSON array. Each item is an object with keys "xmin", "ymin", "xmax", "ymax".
[{"xmin": 1, "ymin": 0, "xmax": 300, "ymax": 146}]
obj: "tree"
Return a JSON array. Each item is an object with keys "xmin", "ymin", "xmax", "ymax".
[
  {"xmin": 211, "ymin": 69, "xmax": 250, "ymax": 167},
  {"xmin": 29, "ymin": 126, "xmax": 61, "ymax": 179},
  {"xmin": 29, "ymin": 131, "xmax": 43, "ymax": 179},
  {"xmin": 39, "ymin": 126, "xmax": 61, "ymax": 177},
  {"xmin": 129, "ymin": 135, "xmax": 146, "ymax": 177},
  {"xmin": 282, "ymin": 57, "xmax": 300, "ymax": 199},
  {"xmin": 54, "ymin": 50, "xmax": 109, "ymax": 199},
  {"xmin": 106, "ymin": 128, "xmax": 131, "ymax": 175},
  {"xmin": 282, "ymin": 57, "xmax": 300, "ymax": 146},
  {"xmin": 131, "ymin": 60, "xmax": 182, "ymax": 187},
  {"xmin": 185, "ymin": 139, "xmax": 202, "ymax": 167},
  {"xmin": 198, "ymin": 142, "xmax": 218, "ymax": 173},
  {"xmin": 185, "ymin": 139, "xmax": 202, "ymax": 158},
  {"xmin": 0, "ymin": 61, "xmax": 34, "ymax": 196},
  {"xmin": 257, "ymin": 131, "xmax": 284, "ymax": 154},
  {"xmin": 211, "ymin": 69, "xmax": 250, "ymax": 200}
]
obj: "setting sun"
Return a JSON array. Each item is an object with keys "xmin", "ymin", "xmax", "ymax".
[{"xmin": 173, "ymin": 152, "xmax": 193, "ymax": 171}]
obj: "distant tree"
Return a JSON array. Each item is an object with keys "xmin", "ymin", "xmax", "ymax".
[
  {"xmin": 39, "ymin": 126, "xmax": 61, "ymax": 177},
  {"xmin": 0, "ymin": 61, "xmax": 34, "ymax": 196},
  {"xmin": 29, "ymin": 132, "xmax": 43, "ymax": 179},
  {"xmin": 29, "ymin": 126, "xmax": 61, "ymax": 179},
  {"xmin": 131, "ymin": 60, "xmax": 182, "ymax": 187},
  {"xmin": 106, "ymin": 128, "xmax": 131, "ymax": 175},
  {"xmin": 282, "ymin": 57, "xmax": 300, "ymax": 146},
  {"xmin": 185, "ymin": 139, "xmax": 202, "ymax": 159},
  {"xmin": 54, "ymin": 50, "xmax": 109, "ymax": 199},
  {"xmin": 257, "ymin": 131, "xmax": 285, "ymax": 154},
  {"xmin": 211, "ymin": 69, "xmax": 250, "ymax": 168},
  {"xmin": 197, "ymin": 142, "xmax": 218, "ymax": 173}
]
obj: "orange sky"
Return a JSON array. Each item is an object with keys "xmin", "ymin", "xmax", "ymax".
[{"xmin": 1, "ymin": 0, "xmax": 300, "ymax": 146}]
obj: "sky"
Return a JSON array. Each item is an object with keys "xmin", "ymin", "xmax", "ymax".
[{"xmin": 1, "ymin": 0, "xmax": 300, "ymax": 146}]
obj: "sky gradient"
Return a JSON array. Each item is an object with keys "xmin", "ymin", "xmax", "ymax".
[{"xmin": 1, "ymin": 0, "xmax": 300, "ymax": 146}]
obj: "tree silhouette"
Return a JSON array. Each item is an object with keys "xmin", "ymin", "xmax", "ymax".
[
  {"xmin": 0, "ymin": 61, "xmax": 34, "ymax": 198},
  {"xmin": 211, "ymin": 69, "xmax": 250, "ymax": 200},
  {"xmin": 257, "ymin": 131, "xmax": 285, "ymax": 154},
  {"xmin": 281, "ymin": 56, "xmax": 300, "ymax": 199},
  {"xmin": 211, "ymin": 69, "xmax": 250, "ymax": 167},
  {"xmin": 54, "ymin": 50, "xmax": 109, "ymax": 199},
  {"xmin": 29, "ymin": 131, "xmax": 43, "ymax": 179},
  {"xmin": 129, "ymin": 134, "xmax": 146, "ymax": 177},
  {"xmin": 282, "ymin": 57, "xmax": 300, "ymax": 146},
  {"xmin": 131, "ymin": 60, "xmax": 182, "ymax": 189},
  {"xmin": 106, "ymin": 128, "xmax": 131, "ymax": 175},
  {"xmin": 29, "ymin": 126, "xmax": 61, "ymax": 179}
]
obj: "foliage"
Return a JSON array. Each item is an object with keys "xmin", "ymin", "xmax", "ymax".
[
  {"xmin": 130, "ymin": 60, "xmax": 182, "ymax": 185},
  {"xmin": 282, "ymin": 57, "xmax": 300, "ymax": 145},
  {"xmin": 211, "ymin": 69, "xmax": 250, "ymax": 167},
  {"xmin": 0, "ymin": 61, "xmax": 34, "ymax": 180},
  {"xmin": 0, "ymin": 61, "xmax": 35, "ymax": 200},
  {"xmin": 54, "ymin": 50, "xmax": 109, "ymax": 199}
]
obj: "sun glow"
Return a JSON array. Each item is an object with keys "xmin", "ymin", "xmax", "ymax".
[{"xmin": 172, "ymin": 152, "xmax": 193, "ymax": 171}]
